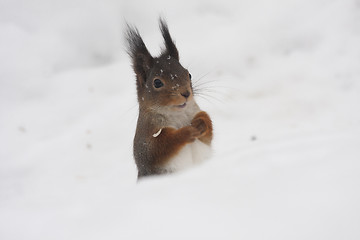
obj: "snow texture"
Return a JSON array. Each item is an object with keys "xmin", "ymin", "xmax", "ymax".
[{"xmin": 1, "ymin": 0, "xmax": 360, "ymax": 239}]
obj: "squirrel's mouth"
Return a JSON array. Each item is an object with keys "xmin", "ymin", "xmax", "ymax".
[{"xmin": 176, "ymin": 102, "xmax": 187, "ymax": 108}]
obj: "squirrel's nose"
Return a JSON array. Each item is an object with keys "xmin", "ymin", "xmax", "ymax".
[{"xmin": 181, "ymin": 90, "xmax": 190, "ymax": 99}]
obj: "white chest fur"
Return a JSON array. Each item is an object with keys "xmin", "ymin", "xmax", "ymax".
[
  {"xmin": 152, "ymin": 99, "xmax": 212, "ymax": 173},
  {"xmin": 163, "ymin": 139, "xmax": 212, "ymax": 172}
]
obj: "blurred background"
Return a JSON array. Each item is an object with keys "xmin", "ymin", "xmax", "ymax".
[{"xmin": 1, "ymin": 0, "xmax": 360, "ymax": 239}]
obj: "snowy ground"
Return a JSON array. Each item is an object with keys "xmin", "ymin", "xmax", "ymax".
[{"xmin": 1, "ymin": 0, "xmax": 360, "ymax": 239}]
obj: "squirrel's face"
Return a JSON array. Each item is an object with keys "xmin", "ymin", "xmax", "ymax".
[
  {"xmin": 126, "ymin": 18, "xmax": 194, "ymax": 111},
  {"xmin": 142, "ymin": 56, "xmax": 193, "ymax": 110}
]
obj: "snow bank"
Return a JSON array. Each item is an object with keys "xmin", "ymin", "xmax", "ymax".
[{"xmin": 1, "ymin": 0, "xmax": 360, "ymax": 239}]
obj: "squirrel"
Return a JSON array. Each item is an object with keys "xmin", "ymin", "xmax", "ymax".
[{"xmin": 125, "ymin": 18, "xmax": 213, "ymax": 179}]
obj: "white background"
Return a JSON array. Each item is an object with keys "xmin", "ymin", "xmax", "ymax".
[{"xmin": 1, "ymin": 0, "xmax": 360, "ymax": 239}]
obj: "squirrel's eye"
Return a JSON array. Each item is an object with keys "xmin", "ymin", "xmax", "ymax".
[
  {"xmin": 153, "ymin": 79, "xmax": 164, "ymax": 88},
  {"xmin": 189, "ymin": 73, "xmax": 192, "ymax": 79}
]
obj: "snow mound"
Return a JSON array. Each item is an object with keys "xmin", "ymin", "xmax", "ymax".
[{"xmin": 1, "ymin": 0, "xmax": 360, "ymax": 239}]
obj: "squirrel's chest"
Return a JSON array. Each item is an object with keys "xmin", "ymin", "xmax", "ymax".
[
  {"xmin": 165, "ymin": 112, "xmax": 192, "ymax": 129},
  {"xmin": 160, "ymin": 103, "xmax": 200, "ymax": 129},
  {"xmin": 162, "ymin": 140, "xmax": 212, "ymax": 172}
]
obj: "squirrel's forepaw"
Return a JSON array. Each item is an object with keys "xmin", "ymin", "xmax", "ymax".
[
  {"xmin": 191, "ymin": 117, "xmax": 207, "ymax": 136},
  {"xmin": 181, "ymin": 126, "xmax": 202, "ymax": 143},
  {"xmin": 191, "ymin": 112, "xmax": 211, "ymax": 137}
]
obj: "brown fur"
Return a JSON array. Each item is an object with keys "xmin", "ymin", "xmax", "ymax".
[
  {"xmin": 191, "ymin": 111, "xmax": 213, "ymax": 145},
  {"xmin": 126, "ymin": 18, "xmax": 213, "ymax": 178}
]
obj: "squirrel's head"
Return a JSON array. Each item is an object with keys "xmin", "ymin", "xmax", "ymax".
[{"xmin": 126, "ymin": 18, "xmax": 193, "ymax": 111}]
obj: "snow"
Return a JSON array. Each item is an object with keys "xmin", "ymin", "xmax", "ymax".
[{"xmin": 1, "ymin": 0, "xmax": 360, "ymax": 239}]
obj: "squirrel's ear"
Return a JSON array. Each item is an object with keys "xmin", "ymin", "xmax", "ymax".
[
  {"xmin": 125, "ymin": 24, "xmax": 154, "ymax": 86},
  {"xmin": 159, "ymin": 18, "xmax": 179, "ymax": 61}
]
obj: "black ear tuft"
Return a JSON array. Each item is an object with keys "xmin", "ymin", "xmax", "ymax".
[
  {"xmin": 125, "ymin": 23, "xmax": 154, "ymax": 87},
  {"xmin": 159, "ymin": 18, "xmax": 179, "ymax": 60}
]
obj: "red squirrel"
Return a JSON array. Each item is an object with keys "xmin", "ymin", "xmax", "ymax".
[{"xmin": 125, "ymin": 18, "xmax": 213, "ymax": 178}]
